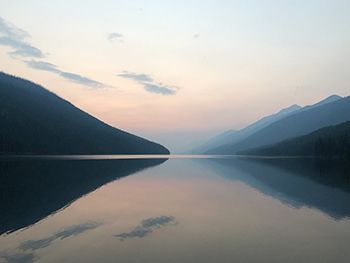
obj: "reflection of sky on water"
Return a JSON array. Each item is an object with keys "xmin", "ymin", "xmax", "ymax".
[
  {"xmin": 0, "ymin": 221, "xmax": 104, "ymax": 263},
  {"xmin": 0, "ymin": 251, "xmax": 35, "ymax": 263},
  {"xmin": 1, "ymin": 158, "xmax": 350, "ymax": 263},
  {"xmin": 20, "ymin": 221, "xmax": 104, "ymax": 251},
  {"xmin": 115, "ymin": 215, "xmax": 177, "ymax": 240}
]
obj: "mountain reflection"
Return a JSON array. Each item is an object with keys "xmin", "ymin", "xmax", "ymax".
[
  {"xmin": 0, "ymin": 157, "xmax": 167, "ymax": 235},
  {"xmin": 201, "ymin": 157, "xmax": 350, "ymax": 220},
  {"xmin": 115, "ymin": 215, "xmax": 177, "ymax": 241}
]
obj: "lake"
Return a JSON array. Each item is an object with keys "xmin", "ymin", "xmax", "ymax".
[{"xmin": 1, "ymin": 155, "xmax": 350, "ymax": 263}]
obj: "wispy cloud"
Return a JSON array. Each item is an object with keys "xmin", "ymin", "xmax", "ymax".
[
  {"xmin": 0, "ymin": 17, "xmax": 45, "ymax": 58},
  {"xmin": 108, "ymin": 33, "xmax": 123, "ymax": 43},
  {"xmin": 0, "ymin": 17, "xmax": 115, "ymax": 89},
  {"xmin": 0, "ymin": 36, "xmax": 21, "ymax": 47},
  {"xmin": 9, "ymin": 44, "xmax": 45, "ymax": 58},
  {"xmin": 23, "ymin": 59, "xmax": 114, "ymax": 89},
  {"xmin": 0, "ymin": 17, "xmax": 29, "ymax": 41},
  {"xmin": 114, "ymin": 215, "xmax": 176, "ymax": 241},
  {"xmin": 59, "ymin": 72, "xmax": 114, "ymax": 89},
  {"xmin": 117, "ymin": 70, "xmax": 180, "ymax": 95},
  {"xmin": 117, "ymin": 71, "xmax": 154, "ymax": 82},
  {"xmin": 142, "ymin": 82, "xmax": 179, "ymax": 95},
  {"xmin": 24, "ymin": 60, "xmax": 60, "ymax": 73}
]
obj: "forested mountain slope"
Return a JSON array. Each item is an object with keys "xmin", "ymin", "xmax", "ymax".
[
  {"xmin": 207, "ymin": 95, "xmax": 350, "ymax": 155},
  {"xmin": 239, "ymin": 121, "xmax": 350, "ymax": 157},
  {"xmin": 0, "ymin": 72, "xmax": 169, "ymax": 154},
  {"xmin": 189, "ymin": 104, "xmax": 302, "ymax": 154}
]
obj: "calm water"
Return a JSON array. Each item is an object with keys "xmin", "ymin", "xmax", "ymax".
[{"xmin": 1, "ymin": 155, "xmax": 350, "ymax": 263}]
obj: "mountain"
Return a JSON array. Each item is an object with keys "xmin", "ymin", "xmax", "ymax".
[
  {"xmin": 175, "ymin": 138, "xmax": 209, "ymax": 154},
  {"xmin": 302, "ymin": 94, "xmax": 342, "ymax": 111},
  {"xmin": 207, "ymin": 95, "xmax": 350, "ymax": 155},
  {"xmin": 239, "ymin": 120, "xmax": 350, "ymax": 157},
  {"xmin": 0, "ymin": 72, "xmax": 169, "ymax": 155},
  {"xmin": 188, "ymin": 104, "xmax": 301, "ymax": 154},
  {"xmin": 185, "ymin": 129, "xmax": 237, "ymax": 154},
  {"xmin": 140, "ymin": 129, "xmax": 227, "ymax": 154}
]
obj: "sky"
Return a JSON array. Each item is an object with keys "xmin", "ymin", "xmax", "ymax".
[{"xmin": 1, "ymin": 0, "xmax": 350, "ymax": 152}]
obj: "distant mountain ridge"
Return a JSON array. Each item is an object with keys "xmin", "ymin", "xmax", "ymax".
[
  {"xmin": 188, "ymin": 103, "xmax": 302, "ymax": 154},
  {"xmin": 0, "ymin": 72, "xmax": 169, "ymax": 154},
  {"xmin": 186, "ymin": 129, "xmax": 237, "ymax": 154},
  {"xmin": 207, "ymin": 95, "xmax": 350, "ymax": 154},
  {"xmin": 302, "ymin": 94, "xmax": 342, "ymax": 111}
]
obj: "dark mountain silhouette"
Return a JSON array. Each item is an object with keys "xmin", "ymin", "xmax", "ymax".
[
  {"xmin": 206, "ymin": 95, "xmax": 350, "ymax": 154},
  {"xmin": 188, "ymin": 104, "xmax": 302, "ymax": 154},
  {"xmin": 198, "ymin": 157, "xmax": 350, "ymax": 220},
  {"xmin": 0, "ymin": 157, "xmax": 167, "ymax": 235},
  {"xmin": 239, "ymin": 121, "xmax": 350, "ymax": 157},
  {"xmin": 0, "ymin": 72, "xmax": 169, "ymax": 155}
]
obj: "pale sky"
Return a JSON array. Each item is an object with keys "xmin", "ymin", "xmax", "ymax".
[{"xmin": 1, "ymin": 0, "xmax": 350, "ymax": 150}]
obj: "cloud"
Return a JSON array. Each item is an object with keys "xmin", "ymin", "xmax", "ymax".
[
  {"xmin": 0, "ymin": 17, "xmax": 45, "ymax": 58},
  {"xmin": 142, "ymin": 82, "xmax": 179, "ymax": 95},
  {"xmin": 117, "ymin": 70, "xmax": 180, "ymax": 95},
  {"xmin": 114, "ymin": 215, "xmax": 176, "ymax": 241},
  {"xmin": 1, "ymin": 17, "xmax": 114, "ymax": 89},
  {"xmin": 0, "ymin": 17, "xmax": 29, "ymax": 41},
  {"xmin": 108, "ymin": 33, "xmax": 123, "ymax": 43},
  {"xmin": 9, "ymin": 45, "xmax": 45, "ymax": 58},
  {"xmin": 117, "ymin": 71, "xmax": 154, "ymax": 82},
  {"xmin": 23, "ymin": 59, "xmax": 114, "ymax": 89},
  {"xmin": 24, "ymin": 60, "xmax": 61, "ymax": 73},
  {"xmin": 0, "ymin": 36, "xmax": 21, "ymax": 48},
  {"xmin": 59, "ymin": 72, "xmax": 114, "ymax": 89}
]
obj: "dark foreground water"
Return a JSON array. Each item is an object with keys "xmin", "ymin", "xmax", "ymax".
[{"xmin": 1, "ymin": 155, "xmax": 350, "ymax": 263}]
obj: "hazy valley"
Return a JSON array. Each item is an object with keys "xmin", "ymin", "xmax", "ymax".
[{"xmin": 1, "ymin": 2, "xmax": 350, "ymax": 261}]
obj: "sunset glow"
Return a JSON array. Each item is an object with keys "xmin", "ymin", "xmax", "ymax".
[{"xmin": 1, "ymin": 0, "xmax": 350, "ymax": 149}]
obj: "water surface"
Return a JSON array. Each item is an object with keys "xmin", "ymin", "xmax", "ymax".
[{"xmin": 1, "ymin": 155, "xmax": 350, "ymax": 263}]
